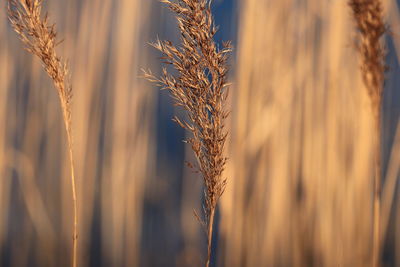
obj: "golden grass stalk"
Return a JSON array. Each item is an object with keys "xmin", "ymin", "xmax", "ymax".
[
  {"xmin": 7, "ymin": 1, "xmax": 77, "ymax": 266},
  {"xmin": 143, "ymin": 1, "xmax": 231, "ymax": 266},
  {"xmin": 349, "ymin": 0, "xmax": 386, "ymax": 266}
]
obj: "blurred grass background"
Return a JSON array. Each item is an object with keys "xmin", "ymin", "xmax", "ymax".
[{"xmin": 2, "ymin": 0, "xmax": 400, "ymax": 266}]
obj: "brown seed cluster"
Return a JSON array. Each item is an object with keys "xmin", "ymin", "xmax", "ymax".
[
  {"xmin": 143, "ymin": 0, "xmax": 231, "ymax": 265},
  {"xmin": 144, "ymin": 0, "xmax": 231, "ymax": 224},
  {"xmin": 8, "ymin": 0, "xmax": 72, "ymax": 124},
  {"xmin": 349, "ymin": 0, "xmax": 385, "ymax": 111}
]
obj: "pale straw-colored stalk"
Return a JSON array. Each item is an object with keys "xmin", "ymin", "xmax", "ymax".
[
  {"xmin": 349, "ymin": 0, "xmax": 386, "ymax": 266},
  {"xmin": 7, "ymin": 1, "xmax": 77, "ymax": 266}
]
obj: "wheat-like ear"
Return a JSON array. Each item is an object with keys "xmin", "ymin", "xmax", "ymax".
[
  {"xmin": 7, "ymin": 1, "xmax": 77, "ymax": 267},
  {"xmin": 349, "ymin": 1, "xmax": 386, "ymax": 266},
  {"xmin": 143, "ymin": 0, "xmax": 232, "ymax": 266}
]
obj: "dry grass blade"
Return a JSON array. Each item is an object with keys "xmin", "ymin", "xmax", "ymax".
[
  {"xmin": 143, "ymin": 0, "xmax": 232, "ymax": 266},
  {"xmin": 349, "ymin": 0, "xmax": 386, "ymax": 266},
  {"xmin": 7, "ymin": 1, "xmax": 78, "ymax": 267}
]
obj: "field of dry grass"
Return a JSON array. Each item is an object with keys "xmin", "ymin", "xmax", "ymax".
[{"xmin": 1, "ymin": 0, "xmax": 400, "ymax": 266}]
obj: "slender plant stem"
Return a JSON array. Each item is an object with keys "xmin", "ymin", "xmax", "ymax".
[
  {"xmin": 206, "ymin": 208, "xmax": 215, "ymax": 267},
  {"xmin": 61, "ymin": 105, "xmax": 77, "ymax": 267},
  {"xmin": 67, "ymin": 128, "xmax": 77, "ymax": 267},
  {"xmin": 373, "ymin": 108, "xmax": 382, "ymax": 267}
]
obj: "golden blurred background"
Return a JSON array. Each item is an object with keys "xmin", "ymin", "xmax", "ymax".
[{"xmin": 1, "ymin": 0, "xmax": 400, "ymax": 266}]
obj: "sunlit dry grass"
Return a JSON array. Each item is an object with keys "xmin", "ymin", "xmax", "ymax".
[
  {"xmin": 144, "ymin": 1, "xmax": 231, "ymax": 266},
  {"xmin": 7, "ymin": 1, "xmax": 77, "ymax": 265},
  {"xmin": 2, "ymin": 0, "xmax": 154, "ymax": 266},
  {"xmin": 1, "ymin": 0, "xmax": 400, "ymax": 267},
  {"xmin": 349, "ymin": 1, "xmax": 386, "ymax": 265}
]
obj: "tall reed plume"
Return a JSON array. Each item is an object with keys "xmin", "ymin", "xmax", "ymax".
[
  {"xmin": 7, "ymin": 1, "xmax": 77, "ymax": 266},
  {"xmin": 144, "ymin": 0, "xmax": 231, "ymax": 266},
  {"xmin": 349, "ymin": 0, "xmax": 386, "ymax": 266}
]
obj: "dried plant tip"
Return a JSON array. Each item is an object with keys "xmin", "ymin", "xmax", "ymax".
[
  {"xmin": 349, "ymin": 0, "xmax": 386, "ymax": 111},
  {"xmin": 7, "ymin": 1, "xmax": 78, "ymax": 267},
  {"xmin": 144, "ymin": 1, "xmax": 231, "ymax": 266},
  {"xmin": 349, "ymin": 1, "xmax": 386, "ymax": 267}
]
